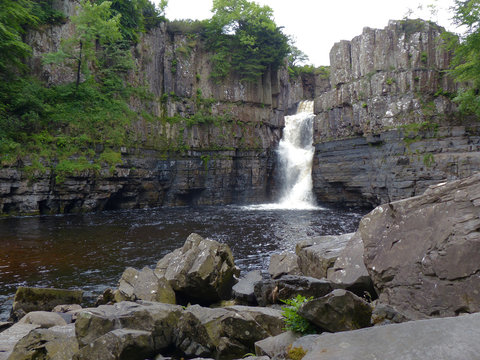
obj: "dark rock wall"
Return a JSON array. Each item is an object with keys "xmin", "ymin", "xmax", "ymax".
[{"xmin": 312, "ymin": 20, "xmax": 480, "ymax": 206}]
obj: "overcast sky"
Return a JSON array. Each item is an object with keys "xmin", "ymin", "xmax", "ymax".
[{"xmin": 160, "ymin": 0, "xmax": 459, "ymax": 66}]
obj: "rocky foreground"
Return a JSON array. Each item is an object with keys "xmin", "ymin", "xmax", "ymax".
[{"xmin": 1, "ymin": 173, "xmax": 480, "ymax": 360}]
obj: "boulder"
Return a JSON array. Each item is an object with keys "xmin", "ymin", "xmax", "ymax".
[
  {"xmin": 8, "ymin": 324, "xmax": 78, "ymax": 360},
  {"xmin": 232, "ymin": 270, "xmax": 262, "ymax": 305},
  {"xmin": 10, "ymin": 287, "xmax": 83, "ymax": 321},
  {"xmin": 175, "ymin": 304, "xmax": 283, "ymax": 360},
  {"xmin": 253, "ymin": 279, "xmax": 277, "ymax": 307},
  {"xmin": 296, "ymin": 233, "xmax": 354, "ymax": 279},
  {"xmin": 268, "ymin": 253, "xmax": 301, "ymax": 279},
  {"xmin": 302, "ymin": 312, "xmax": 480, "ymax": 360},
  {"xmin": 298, "ymin": 289, "xmax": 372, "ymax": 333},
  {"xmin": 114, "ymin": 266, "xmax": 176, "ymax": 304},
  {"xmin": 361, "ymin": 174, "xmax": 480, "ymax": 319},
  {"xmin": 154, "ymin": 233, "xmax": 239, "ymax": 304},
  {"xmin": 371, "ymin": 302, "xmax": 409, "ymax": 326},
  {"xmin": 254, "ymin": 331, "xmax": 300, "ymax": 358},
  {"xmin": 73, "ymin": 329, "xmax": 155, "ymax": 360},
  {"xmin": 75, "ymin": 301, "xmax": 183, "ymax": 351},
  {"xmin": 0, "ymin": 323, "xmax": 39, "ymax": 360},
  {"xmin": 326, "ymin": 232, "xmax": 374, "ymax": 297},
  {"xmin": 18, "ymin": 311, "xmax": 67, "ymax": 328},
  {"xmin": 274, "ymin": 276, "xmax": 334, "ymax": 303}
]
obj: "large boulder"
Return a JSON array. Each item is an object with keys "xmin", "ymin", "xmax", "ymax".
[
  {"xmin": 302, "ymin": 312, "xmax": 480, "ymax": 360},
  {"xmin": 274, "ymin": 275, "xmax": 334, "ymax": 302},
  {"xmin": 75, "ymin": 301, "xmax": 183, "ymax": 351},
  {"xmin": 361, "ymin": 174, "xmax": 480, "ymax": 319},
  {"xmin": 8, "ymin": 324, "xmax": 78, "ymax": 360},
  {"xmin": 10, "ymin": 287, "xmax": 83, "ymax": 321},
  {"xmin": 175, "ymin": 305, "xmax": 284, "ymax": 360},
  {"xmin": 326, "ymin": 232, "xmax": 374, "ymax": 297},
  {"xmin": 154, "ymin": 233, "xmax": 239, "ymax": 304},
  {"xmin": 298, "ymin": 289, "xmax": 372, "ymax": 333},
  {"xmin": 268, "ymin": 253, "xmax": 301, "ymax": 279},
  {"xmin": 114, "ymin": 266, "xmax": 176, "ymax": 304},
  {"xmin": 296, "ymin": 233, "xmax": 354, "ymax": 279},
  {"xmin": 232, "ymin": 270, "xmax": 262, "ymax": 305},
  {"xmin": 73, "ymin": 329, "xmax": 155, "ymax": 360}
]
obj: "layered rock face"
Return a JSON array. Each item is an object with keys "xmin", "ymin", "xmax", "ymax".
[
  {"xmin": 361, "ymin": 174, "xmax": 480, "ymax": 319},
  {"xmin": 0, "ymin": 19, "xmax": 305, "ymax": 215},
  {"xmin": 313, "ymin": 20, "xmax": 480, "ymax": 206}
]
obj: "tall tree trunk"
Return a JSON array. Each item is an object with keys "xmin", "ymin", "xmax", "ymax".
[{"xmin": 76, "ymin": 40, "xmax": 83, "ymax": 90}]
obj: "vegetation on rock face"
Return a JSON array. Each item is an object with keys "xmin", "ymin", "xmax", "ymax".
[
  {"xmin": 447, "ymin": 0, "xmax": 480, "ymax": 118},
  {"xmin": 0, "ymin": 0, "xmax": 160, "ymax": 178}
]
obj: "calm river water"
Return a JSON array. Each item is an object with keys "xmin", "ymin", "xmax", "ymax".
[{"xmin": 0, "ymin": 205, "xmax": 366, "ymax": 320}]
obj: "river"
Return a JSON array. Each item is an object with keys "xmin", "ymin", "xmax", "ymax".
[{"xmin": 0, "ymin": 205, "xmax": 365, "ymax": 320}]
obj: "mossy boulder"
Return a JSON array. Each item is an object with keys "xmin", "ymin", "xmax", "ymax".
[{"xmin": 11, "ymin": 287, "xmax": 83, "ymax": 321}]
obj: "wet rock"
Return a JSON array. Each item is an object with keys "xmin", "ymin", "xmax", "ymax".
[
  {"xmin": 175, "ymin": 305, "xmax": 283, "ymax": 360},
  {"xmin": 8, "ymin": 324, "xmax": 78, "ymax": 360},
  {"xmin": 268, "ymin": 253, "xmax": 301, "ymax": 279},
  {"xmin": 326, "ymin": 232, "xmax": 374, "ymax": 297},
  {"xmin": 18, "ymin": 311, "xmax": 67, "ymax": 328},
  {"xmin": 0, "ymin": 323, "xmax": 40, "ymax": 360},
  {"xmin": 10, "ymin": 287, "xmax": 83, "ymax": 321},
  {"xmin": 74, "ymin": 329, "xmax": 155, "ymax": 360},
  {"xmin": 274, "ymin": 276, "xmax": 334, "ymax": 302},
  {"xmin": 75, "ymin": 301, "xmax": 183, "ymax": 351},
  {"xmin": 114, "ymin": 266, "xmax": 176, "ymax": 304},
  {"xmin": 296, "ymin": 234, "xmax": 354, "ymax": 279},
  {"xmin": 302, "ymin": 312, "xmax": 480, "ymax": 360},
  {"xmin": 232, "ymin": 270, "xmax": 262, "ymax": 305},
  {"xmin": 254, "ymin": 331, "xmax": 300, "ymax": 358},
  {"xmin": 371, "ymin": 302, "xmax": 409, "ymax": 326},
  {"xmin": 154, "ymin": 233, "xmax": 239, "ymax": 304},
  {"xmin": 361, "ymin": 174, "xmax": 480, "ymax": 319},
  {"xmin": 298, "ymin": 289, "xmax": 372, "ymax": 333}
]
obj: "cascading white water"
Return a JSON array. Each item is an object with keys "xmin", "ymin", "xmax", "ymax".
[
  {"xmin": 242, "ymin": 100, "xmax": 321, "ymax": 211},
  {"xmin": 275, "ymin": 100, "xmax": 318, "ymax": 209}
]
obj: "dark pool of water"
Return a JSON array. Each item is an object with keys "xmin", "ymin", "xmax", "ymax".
[{"xmin": 0, "ymin": 205, "xmax": 366, "ymax": 320}]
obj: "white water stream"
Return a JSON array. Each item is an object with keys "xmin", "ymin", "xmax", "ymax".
[{"xmin": 246, "ymin": 100, "xmax": 321, "ymax": 210}]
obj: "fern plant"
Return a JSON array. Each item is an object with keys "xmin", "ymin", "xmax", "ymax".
[{"xmin": 281, "ymin": 295, "xmax": 317, "ymax": 334}]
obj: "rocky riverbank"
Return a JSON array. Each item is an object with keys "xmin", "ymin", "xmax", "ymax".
[{"xmin": 1, "ymin": 173, "xmax": 479, "ymax": 359}]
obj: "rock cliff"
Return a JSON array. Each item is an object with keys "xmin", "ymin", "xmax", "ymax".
[
  {"xmin": 0, "ymin": 15, "xmax": 306, "ymax": 214},
  {"xmin": 312, "ymin": 19, "xmax": 480, "ymax": 206}
]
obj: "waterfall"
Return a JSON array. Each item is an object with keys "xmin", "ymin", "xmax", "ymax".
[{"xmin": 275, "ymin": 100, "xmax": 318, "ymax": 209}]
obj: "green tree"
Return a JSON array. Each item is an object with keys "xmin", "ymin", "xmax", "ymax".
[
  {"xmin": 0, "ymin": 0, "xmax": 37, "ymax": 73},
  {"xmin": 44, "ymin": 0, "xmax": 122, "ymax": 89},
  {"xmin": 449, "ymin": 0, "xmax": 480, "ymax": 116},
  {"xmin": 205, "ymin": 0, "xmax": 290, "ymax": 82}
]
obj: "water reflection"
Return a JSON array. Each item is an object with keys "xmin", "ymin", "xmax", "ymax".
[{"xmin": 0, "ymin": 205, "xmax": 366, "ymax": 320}]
